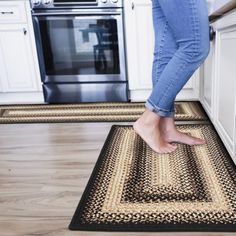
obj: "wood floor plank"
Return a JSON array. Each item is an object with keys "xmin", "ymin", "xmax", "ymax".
[{"xmin": 0, "ymin": 122, "xmax": 235, "ymax": 236}]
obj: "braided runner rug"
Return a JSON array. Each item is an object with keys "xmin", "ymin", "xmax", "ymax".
[{"xmin": 0, "ymin": 101, "xmax": 207, "ymax": 123}]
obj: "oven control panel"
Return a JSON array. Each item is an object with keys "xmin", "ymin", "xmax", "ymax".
[
  {"xmin": 30, "ymin": 0, "xmax": 122, "ymax": 9},
  {"xmin": 31, "ymin": 0, "xmax": 53, "ymax": 8}
]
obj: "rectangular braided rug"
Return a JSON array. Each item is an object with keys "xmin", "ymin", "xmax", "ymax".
[
  {"xmin": 0, "ymin": 101, "xmax": 208, "ymax": 123},
  {"xmin": 69, "ymin": 124, "xmax": 236, "ymax": 232}
]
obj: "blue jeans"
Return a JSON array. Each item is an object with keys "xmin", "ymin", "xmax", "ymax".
[{"xmin": 145, "ymin": 0, "xmax": 210, "ymax": 117}]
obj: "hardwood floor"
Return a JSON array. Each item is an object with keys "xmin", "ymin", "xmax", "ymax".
[{"xmin": 0, "ymin": 122, "xmax": 235, "ymax": 236}]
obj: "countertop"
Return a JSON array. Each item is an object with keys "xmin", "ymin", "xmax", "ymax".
[{"xmin": 209, "ymin": 0, "xmax": 236, "ymax": 22}]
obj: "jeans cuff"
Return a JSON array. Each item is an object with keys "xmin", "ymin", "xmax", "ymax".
[{"xmin": 145, "ymin": 99, "xmax": 175, "ymax": 118}]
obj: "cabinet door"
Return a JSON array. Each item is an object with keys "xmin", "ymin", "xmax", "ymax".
[
  {"xmin": 215, "ymin": 28, "xmax": 236, "ymax": 157},
  {"xmin": 234, "ymin": 100, "xmax": 236, "ymax": 165},
  {"xmin": 0, "ymin": 1, "xmax": 27, "ymax": 24},
  {"xmin": 124, "ymin": 0, "xmax": 153, "ymax": 90},
  {"xmin": 201, "ymin": 38, "xmax": 215, "ymax": 119},
  {"xmin": 0, "ymin": 24, "xmax": 38, "ymax": 92}
]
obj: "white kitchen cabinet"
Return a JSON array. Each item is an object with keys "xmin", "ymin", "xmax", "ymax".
[
  {"xmin": 200, "ymin": 24, "xmax": 216, "ymax": 121},
  {"xmin": 235, "ymin": 100, "xmax": 236, "ymax": 162},
  {"xmin": 0, "ymin": 1, "xmax": 43, "ymax": 104},
  {"xmin": 124, "ymin": 0, "xmax": 153, "ymax": 101},
  {"xmin": 0, "ymin": 1, "xmax": 27, "ymax": 23},
  {"xmin": 201, "ymin": 9, "xmax": 236, "ymax": 164},
  {"xmin": 215, "ymin": 26, "xmax": 236, "ymax": 159},
  {"xmin": 124, "ymin": 0, "xmax": 200, "ymax": 101},
  {"xmin": 0, "ymin": 24, "xmax": 38, "ymax": 92}
]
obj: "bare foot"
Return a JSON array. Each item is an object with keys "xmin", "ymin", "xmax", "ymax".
[
  {"xmin": 159, "ymin": 117, "xmax": 207, "ymax": 146},
  {"xmin": 133, "ymin": 109, "xmax": 178, "ymax": 154}
]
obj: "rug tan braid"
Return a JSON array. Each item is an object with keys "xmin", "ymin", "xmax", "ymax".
[
  {"xmin": 69, "ymin": 124, "xmax": 236, "ymax": 232},
  {"xmin": 0, "ymin": 101, "xmax": 207, "ymax": 123}
]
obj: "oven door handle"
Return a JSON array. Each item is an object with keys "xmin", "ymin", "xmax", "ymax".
[{"xmin": 32, "ymin": 10, "xmax": 122, "ymax": 16}]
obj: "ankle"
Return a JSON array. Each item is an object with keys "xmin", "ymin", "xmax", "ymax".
[
  {"xmin": 139, "ymin": 108, "xmax": 161, "ymax": 125},
  {"xmin": 160, "ymin": 122, "xmax": 175, "ymax": 131}
]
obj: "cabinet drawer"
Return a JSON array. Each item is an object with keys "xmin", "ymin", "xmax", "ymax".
[{"xmin": 0, "ymin": 2, "xmax": 26, "ymax": 23}]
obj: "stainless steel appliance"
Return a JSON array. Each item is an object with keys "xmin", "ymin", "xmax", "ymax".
[{"xmin": 31, "ymin": 0, "xmax": 128, "ymax": 103}]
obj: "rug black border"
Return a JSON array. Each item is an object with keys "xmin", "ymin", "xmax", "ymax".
[{"xmin": 68, "ymin": 123, "xmax": 236, "ymax": 232}]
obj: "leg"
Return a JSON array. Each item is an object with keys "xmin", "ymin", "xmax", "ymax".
[
  {"xmin": 145, "ymin": 0, "xmax": 210, "ymax": 118},
  {"xmin": 151, "ymin": 0, "xmax": 178, "ymax": 114},
  {"xmin": 151, "ymin": 0, "xmax": 178, "ymax": 87},
  {"xmin": 134, "ymin": 0, "xmax": 210, "ymax": 152},
  {"xmin": 133, "ymin": 0, "xmax": 179, "ymax": 154},
  {"xmin": 155, "ymin": 0, "xmax": 210, "ymax": 145}
]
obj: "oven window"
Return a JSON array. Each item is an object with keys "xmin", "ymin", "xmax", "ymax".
[{"xmin": 38, "ymin": 17, "xmax": 120, "ymax": 76}]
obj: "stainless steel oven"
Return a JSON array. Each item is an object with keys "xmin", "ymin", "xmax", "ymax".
[{"xmin": 31, "ymin": 0, "xmax": 128, "ymax": 103}]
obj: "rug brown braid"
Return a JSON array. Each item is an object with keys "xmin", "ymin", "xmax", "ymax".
[
  {"xmin": 0, "ymin": 101, "xmax": 208, "ymax": 123},
  {"xmin": 69, "ymin": 124, "xmax": 236, "ymax": 232}
]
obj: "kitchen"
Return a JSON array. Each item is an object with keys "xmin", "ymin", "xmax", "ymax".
[{"xmin": 0, "ymin": 0, "xmax": 236, "ymax": 234}]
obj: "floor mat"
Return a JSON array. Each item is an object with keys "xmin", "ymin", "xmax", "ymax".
[
  {"xmin": 69, "ymin": 124, "xmax": 236, "ymax": 232},
  {"xmin": 0, "ymin": 101, "xmax": 208, "ymax": 123}
]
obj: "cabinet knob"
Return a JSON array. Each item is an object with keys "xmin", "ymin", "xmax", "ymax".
[
  {"xmin": 209, "ymin": 25, "xmax": 215, "ymax": 41},
  {"xmin": 132, "ymin": 2, "xmax": 134, "ymax": 10},
  {"xmin": 23, "ymin": 28, "xmax": 27, "ymax": 35}
]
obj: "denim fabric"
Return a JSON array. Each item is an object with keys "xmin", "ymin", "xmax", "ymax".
[{"xmin": 145, "ymin": 0, "xmax": 210, "ymax": 117}]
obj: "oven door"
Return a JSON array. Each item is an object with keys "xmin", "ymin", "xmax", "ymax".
[{"xmin": 32, "ymin": 10, "xmax": 126, "ymax": 83}]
